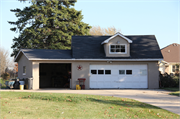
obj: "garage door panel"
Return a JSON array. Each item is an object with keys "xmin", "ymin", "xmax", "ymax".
[
  {"xmin": 90, "ymin": 81, "xmax": 97, "ymax": 88},
  {"xmin": 90, "ymin": 64, "xmax": 147, "ymax": 89},
  {"xmin": 97, "ymin": 81, "xmax": 104, "ymax": 88},
  {"xmin": 139, "ymin": 77, "xmax": 147, "ymax": 81},
  {"xmin": 111, "ymin": 70, "xmax": 118, "ymax": 75},
  {"xmin": 96, "ymin": 76, "xmax": 104, "ymax": 81},
  {"xmin": 133, "ymin": 77, "xmax": 140, "ymax": 81},
  {"xmin": 139, "ymin": 78, "xmax": 147, "ymax": 82},
  {"xmin": 103, "ymin": 77, "xmax": 109, "ymax": 81},
  {"xmin": 123, "ymin": 65, "xmax": 131, "ymax": 69},
  {"xmin": 110, "ymin": 76, "xmax": 118, "ymax": 81},
  {"xmin": 111, "ymin": 84, "xmax": 118, "ymax": 88},
  {"xmin": 118, "ymin": 76, "xmax": 126, "ymax": 82},
  {"xmin": 131, "ymin": 83, "xmax": 139, "ymax": 88},
  {"xmin": 119, "ymin": 83, "xmax": 127, "ymax": 88},
  {"xmin": 90, "ymin": 76, "xmax": 97, "ymax": 81},
  {"xmin": 139, "ymin": 83, "xmax": 147, "ymax": 88},
  {"xmin": 104, "ymin": 81, "xmax": 111, "ymax": 86},
  {"xmin": 104, "ymin": 81, "xmax": 112, "ymax": 88}
]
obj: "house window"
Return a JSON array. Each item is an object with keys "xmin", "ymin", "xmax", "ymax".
[
  {"xmin": 23, "ymin": 66, "xmax": 26, "ymax": 75},
  {"xmin": 172, "ymin": 65, "xmax": 179, "ymax": 72},
  {"xmin": 110, "ymin": 44, "xmax": 126, "ymax": 54},
  {"xmin": 126, "ymin": 70, "xmax": 132, "ymax": 75},
  {"xmin": 105, "ymin": 70, "xmax": 111, "ymax": 74},
  {"xmin": 119, "ymin": 70, "xmax": 125, "ymax": 74},
  {"xmin": 91, "ymin": 70, "xmax": 97, "ymax": 74}
]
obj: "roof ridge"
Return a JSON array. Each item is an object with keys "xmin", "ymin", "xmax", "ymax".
[{"xmin": 125, "ymin": 35, "xmax": 155, "ymax": 36}]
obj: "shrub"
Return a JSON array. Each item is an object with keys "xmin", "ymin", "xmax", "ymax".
[
  {"xmin": 172, "ymin": 76, "xmax": 179, "ymax": 87},
  {"xmin": 160, "ymin": 73, "xmax": 179, "ymax": 88},
  {"xmin": 1, "ymin": 72, "xmax": 10, "ymax": 80}
]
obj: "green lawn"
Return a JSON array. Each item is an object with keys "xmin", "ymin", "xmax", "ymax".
[
  {"xmin": 0, "ymin": 92, "xmax": 179, "ymax": 119},
  {"xmin": 162, "ymin": 88, "xmax": 180, "ymax": 97},
  {"xmin": 169, "ymin": 91, "xmax": 180, "ymax": 96}
]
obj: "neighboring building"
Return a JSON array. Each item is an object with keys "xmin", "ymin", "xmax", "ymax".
[
  {"xmin": 14, "ymin": 32, "xmax": 163, "ymax": 89},
  {"xmin": 159, "ymin": 43, "xmax": 180, "ymax": 74}
]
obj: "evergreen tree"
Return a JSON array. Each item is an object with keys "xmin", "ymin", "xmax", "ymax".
[{"xmin": 9, "ymin": 0, "xmax": 91, "ymax": 57}]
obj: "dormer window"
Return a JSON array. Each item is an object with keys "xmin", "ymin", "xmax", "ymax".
[
  {"xmin": 102, "ymin": 32, "xmax": 132, "ymax": 57},
  {"xmin": 110, "ymin": 44, "xmax": 127, "ymax": 54}
]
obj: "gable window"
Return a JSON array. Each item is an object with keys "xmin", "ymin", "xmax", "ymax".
[
  {"xmin": 172, "ymin": 65, "xmax": 179, "ymax": 72},
  {"xmin": 110, "ymin": 44, "xmax": 126, "ymax": 54},
  {"xmin": 23, "ymin": 66, "xmax": 26, "ymax": 75}
]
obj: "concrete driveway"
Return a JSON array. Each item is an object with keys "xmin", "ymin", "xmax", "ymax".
[{"xmin": 1, "ymin": 89, "xmax": 180, "ymax": 115}]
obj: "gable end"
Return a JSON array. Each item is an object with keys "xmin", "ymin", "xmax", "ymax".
[{"xmin": 101, "ymin": 32, "xmax": 133, "ymax": 44}]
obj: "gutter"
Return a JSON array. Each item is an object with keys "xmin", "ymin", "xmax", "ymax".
[{"xmin": 29, "ymin": 58, "xmax": 163, "ymax": 61}]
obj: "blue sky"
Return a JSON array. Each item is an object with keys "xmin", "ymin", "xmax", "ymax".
[{"xmin": 0, "ymin": 0, "xmax": 179, "ymax": 60}]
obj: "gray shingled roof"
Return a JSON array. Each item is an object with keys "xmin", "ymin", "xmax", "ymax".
[
  {"xmin": 72, "ymin": 35, "xmax": 163, "ymax": 59},
  {"xmin": 21, "ymin": 49, "xmax": 72, "ymax": 59},
  {"xmin": 15, "ymin": 35, "xmax": 163, "ymax": 61}
]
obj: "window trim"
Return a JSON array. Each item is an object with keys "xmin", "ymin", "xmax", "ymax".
[
  {"xmin": 109, "ymin": 44, "xmax": 127, "ymax": 54},
  {"xmin": 23, "ymin": 66, "xmax": 26, "ymax": 75}
]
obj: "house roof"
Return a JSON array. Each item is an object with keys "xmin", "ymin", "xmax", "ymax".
[
  {"xmin": 161, "ymin": 43, "xmax": 180, "ymax": 62},
  {"xmin": 101, "ymin": 32, "xmax": 133, "ymax": 44},
  {"xmin": 14, "ymin": 35, "xmax": 163, "ymax": 62},
  {"xmin": 14, "ymin": 49, "xmax": 72, "ymax": 62},
  {"xmin": 72, "ymin": 35, "xmax": 163, "ymax": 59}
]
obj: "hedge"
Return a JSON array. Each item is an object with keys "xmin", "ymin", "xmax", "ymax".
[{"xmin": 159, "ymin": 73, "xmax": 179, "ymax": 88}]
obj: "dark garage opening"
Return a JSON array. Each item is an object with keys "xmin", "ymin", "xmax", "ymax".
[{"xmin": 39, "ymin": 63, "xmax": 71, "ymax": 88}]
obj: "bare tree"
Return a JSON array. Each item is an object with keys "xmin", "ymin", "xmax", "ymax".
[
  {"xmin": 89, "ymin": 26, "xmax": 121, "ymax": 35},
  {"xmin": 14, "ymin": 63, "xmax": 18, "ymax": 73},
  {"xmin": 0, "ymin": 47, "xmax": 14, "ymax": 75}
]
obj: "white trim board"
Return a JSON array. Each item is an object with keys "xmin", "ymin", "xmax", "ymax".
[{"xmin": 101, "ymin": 32, "xmax": 133, "ymax": 44}]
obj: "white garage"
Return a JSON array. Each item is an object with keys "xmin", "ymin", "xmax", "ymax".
[{"xmin": 90, "ymin": 64, "xmax": 148, "ymax": 89}]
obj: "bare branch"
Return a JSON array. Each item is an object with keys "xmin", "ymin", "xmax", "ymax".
[
  {"xmin": 89, "ymin": 26, "xmax": 121, "ymax": 35},
  {"xmin": 0, "ymin": 47, "xmax": 14, "ymax": 75}
]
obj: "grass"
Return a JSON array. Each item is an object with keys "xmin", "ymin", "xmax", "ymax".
[
  {"xmin": 162, "ymin": 87, "xmax": 180, "ymax": 97},
  {"xmin": 0, "ymin": 92, "xmax": 180, "ymax": 119},
  {"xmin": 169, "ymin": 91, "xmax": 180, "ymax": 96},
  {"xmin": 162, "ymin": 88, "xmax": 179, "ymax": 91}
]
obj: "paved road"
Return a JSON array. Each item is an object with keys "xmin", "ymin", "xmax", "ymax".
[{"xmin": 1, "ymin": 89, "xmax": 180, "ymax": 115}]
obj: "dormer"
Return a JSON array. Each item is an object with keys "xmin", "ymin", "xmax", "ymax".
[{"xmin": 101, "ymin": 32, "xmax": 132, "ymax": 57}]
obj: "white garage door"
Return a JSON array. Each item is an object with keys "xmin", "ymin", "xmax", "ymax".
[{"xmin": 90, "ymin": 64, "xmax": 148, "ymax": 88}]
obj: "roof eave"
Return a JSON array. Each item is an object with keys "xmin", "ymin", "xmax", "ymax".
[
  {"xmin": 28, "ymin": 58, "xmax": 163, "ymax": 61},
  {"xmin": 14, "ymin": 50, "xmax": 29, "ymax": 62}
]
